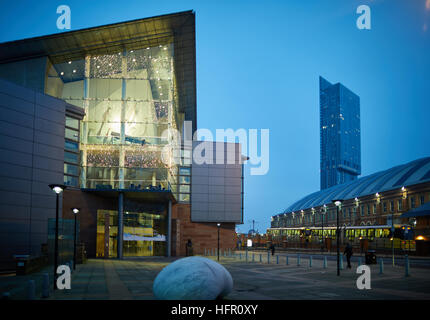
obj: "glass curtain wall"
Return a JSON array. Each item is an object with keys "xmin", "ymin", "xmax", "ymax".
[{"xmin": 46, "ymin": 44, "xmax": 180, "ymax": 192}]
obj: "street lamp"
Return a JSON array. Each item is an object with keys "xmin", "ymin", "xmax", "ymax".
[
  {"xmin": 332, "ymin": 199, "xmax": 343, "ymax": 276},
  {"xmin": 217, "ymin": 223, "xmax": 221, "ymax": 261},
  {"xmin": 72, "ymin": 208, "xmax": 80, "ymax": 270},
  {"xmin": 321, "ymin": 205, "xmax": 327, "ymax": 252},
  {"xmin": 49, "ymin": 184, "xmax": 67, "ymax": 290}
]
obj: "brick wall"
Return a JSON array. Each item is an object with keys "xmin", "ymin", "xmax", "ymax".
[
  {"xmin": 172, "ymin": 204, "xmax": 237, "ymax": 256},
  {"xmin": 62, "ymin": 189, "xmax": 117, "ymax": 258}
]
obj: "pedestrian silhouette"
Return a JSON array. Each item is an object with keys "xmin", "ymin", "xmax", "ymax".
[
  {"xmin": 344, "ymin": 242, "xmax": 353, "ymax": 268},
  {"xmin": 270, "ymin": 243, "xmax": 275, "ymax": 256}
]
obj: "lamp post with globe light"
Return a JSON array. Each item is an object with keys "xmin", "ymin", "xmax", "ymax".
[
  {"xmin": 332, "ymin": 199, "xmax": 343, "ymax": 276},
  {"xmin": 72, "ymin": 208, "xmax": 80, "ymax": 270},
  {"xmin": 217, "ymin": 223, "xmax": 221, "ymax": 261},
  {"xmin": 49, "ymin": 184, "xmax": 66, "ymax": 290}
]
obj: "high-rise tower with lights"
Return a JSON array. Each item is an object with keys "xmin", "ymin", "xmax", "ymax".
[{"xmin": 319, "ymin": 76, "xmax": 361, "ymax": 190}]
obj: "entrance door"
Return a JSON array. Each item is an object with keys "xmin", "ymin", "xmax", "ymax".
[{"xmin": 96, "ymin": 211, "xmax": 118, "ymax": 258}]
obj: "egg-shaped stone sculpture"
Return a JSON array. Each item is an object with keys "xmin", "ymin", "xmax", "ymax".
[{"xmin": 153, "ymin": 256, "xmax": 233, "ymax": 300}]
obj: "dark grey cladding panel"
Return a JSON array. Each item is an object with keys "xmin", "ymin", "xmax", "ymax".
[
  {"xmin": 0, "ymin": 219, "xmax": 31, "ymax": 233},
  {"xmin": 0, "ymin": 120, "xmax": 34, "ymax": 141},
  {"xmin": 0, "ymin": 148, "xmax": 33, "ymax": 167},
  {"xmin": 0, "ymin": 78, "xmax": 35, "ymax": 103},
  {"xmin": 35, "ymin": 104, "xmax": 65, "ymax": 125},
  {"xmin": 34, "ymin": 129, "xmax": 65, "ymax": 148},
  {"xmin": 0, "ymin": 106, "xmax": 35, "ymax": 128},
  {"xmin": 0, "ymin": 232, "xmax": 30, "ymax": 247},
  {"xmin": 35, "ymin": 117, "xmax": 65, "ymax": 136},
  {"xmin": 0, "ymin": 204, "xmax": 31, "ymax": 220},
  {"xmin": 191, "ymin": 141, "xmax": 243, "ymax": 223},
  {"xmin": 33, "ymin": 156, "xmax": 63, "ymax": 172},
  {"xmin": 0, "ymin": 134, "xmax": 33, "ymax": 154},
  {"xmin": 0, "ymin": 162, "xmax": 33, "ymax": 180},
  {"xmin": 31, "ymin": 194, "xmax": 57, "ymax": 210},
  {"xmin": 0, "ymin": 92, "xmax": 35, "ymax": 116},
  {"xmin": 32, "ymin": 168, "xmax": 63, "ymax": 185},
  {"xmin": 33, "ymin": 143, "xmax": 64, "ymax": 161},
  {"xmin": 0, "ymin": 176, "xmax": 32, "ymax": 194},
  {"xmin": 0, "ymin": 190, "xmax": 32, "ymax": 206}
]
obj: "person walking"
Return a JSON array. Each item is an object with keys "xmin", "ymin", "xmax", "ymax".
[
  {"xmin": 186, "ymin": 239, "xmax": 193, "ymax": 256},
  {"xmin": 344, "ymin": 242, "xmax": 353, "ymax": 269},
  {"xmin": 270, "ymin": 243, "xmax": 275, "ymax": 256}
]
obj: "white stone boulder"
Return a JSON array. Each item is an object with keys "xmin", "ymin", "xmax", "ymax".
[{"xmin": 153, "ymin": 256, "xmax": 233, "ymax": 300}]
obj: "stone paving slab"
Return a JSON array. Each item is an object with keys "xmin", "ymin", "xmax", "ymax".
[{"xmin": 1, "ymin": 255, "xmax": 430, "ymax": 300}]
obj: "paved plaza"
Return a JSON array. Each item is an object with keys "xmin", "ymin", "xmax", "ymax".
[{"xmin": 1, "ymin": 253, "xmax": 430, "ymax": 300}]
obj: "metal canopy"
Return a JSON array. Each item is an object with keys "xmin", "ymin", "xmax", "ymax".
[
  {"xmin": 281, "ymin": 157, "xmax": 430, "ymax": 215},
  {"xmin": 82, "ymin": 188, "xmax": 177, "ymax": 204}
]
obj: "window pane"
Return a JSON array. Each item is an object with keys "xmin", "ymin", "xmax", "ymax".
[
  {"xmin": 66, "ymin": 117, "xmax": 79, "ymax": 129},
  {"xmin": 179, "ymin": 176, "xmax": 190, "ymax": 184},
  {"xmin": 64, "ymin": 175, "xmax": 79, "ymax": 187},
  {"xmin": 179, "ymin": 185, "xmax": 190, "ymax": 193},
  {"xmin": 65, "ymin": 140, "xmax": 79, "ymax": 152},
  {"xmin": 179, "ymin": 167, "xmax": 190, "ymax": 175},
  {"xmin": 65, "ymin": 128, "xmax": 79, "ymax": 141},
  {"xmin": 179, "ymin": 193, "xmax": 190, "ymax": 202},
  {"xmin": 64, "ymin": 163, "xmax": 79, "ymax": 176},
  {"xmin": 65, "ymin": 151, "xmax": 79, "ymax": 163}
]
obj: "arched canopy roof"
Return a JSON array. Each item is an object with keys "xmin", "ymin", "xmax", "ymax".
[{"xmin": 281, "ymin": 157, "xmax": 430, "ymax": 215}]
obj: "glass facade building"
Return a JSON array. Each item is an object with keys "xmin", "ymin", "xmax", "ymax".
[
  {"xmin": 319, "ymin": 76, "xmax": 361, "ymax": 190},
  {"xmin": 47, "ymin": 44, "xmax": 180, "ymax": 192}
]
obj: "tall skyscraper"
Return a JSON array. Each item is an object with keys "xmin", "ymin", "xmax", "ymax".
[{"xmin": 319, "ymin": 76, "xmax": 361, "ymax": 190}]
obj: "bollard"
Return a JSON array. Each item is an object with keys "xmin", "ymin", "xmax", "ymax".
[
  {"xmin": 42, "ymin": 273, "xmax": 50, "ymax": 298},
  {"xmin": 323, "ymin": 256, "xmax": 327, "ymax": 269},
  {"xmin": 340, "ymin": 255, "xmax": 344, "ymax": 270},
  {"xmin": 204, "ymin": 248, "xmax": 207, "ymax": 256},
  {"xmin": 276, "ymin": 255, "xmax": 279, "ymax": 264},
  {"xmin": 297, "ymin": 254, "xmax": 301, "ymax": 266},
  {"xmin": 239, "ymin": 253, "xmax": 242, "ymax": 260},
  {"xmin": 252, "ymin": 253, "xmax": 255, "ymax": 262},
  {"xmin": 286, "ymin": 255, "xmax": 289, "ymax": 265},
  {"xmin": 405, "ymin": 255, "xmax": 410, "ymax": 277},
  {"xmin": 259, "ymin": 254, "xmax": 262, "ymax": 263},
  {"xmin": 309, "ymin": 256, "xmax": 313, "ymax": 268},
  {"xmin": 358, "ymin": 257, "xmax": 362, "ymax": 267},
  {"xmin": 379, "ymin": 258, "xmax": 384, "ymax": 274},
  {"xmin": 267, "ymin": 251, "xmax": 270, "ymax": 264},
  {"xmin": 27, "ymin": 280, "xmax": 36, "ymax": 300},
  {"xmin": 246, "ymin": 251, "xmax": 248, "ymax": 263}
]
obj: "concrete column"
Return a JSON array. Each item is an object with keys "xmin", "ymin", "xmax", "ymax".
[
  {"xmin": 167, "ymin": 200, "xmax": 172, "ymax": 257},
  {"xmin": 117, "ymin": 192, "xmax": 124, "ymax": 259},
  {"xmin": 119, "ymin": 50, "xmax": 127, "ymax": 189}
]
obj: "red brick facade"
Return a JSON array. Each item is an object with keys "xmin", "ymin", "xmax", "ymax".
[{"xmin": 172, "ymin": 204, "xmax": 236, "ymax": 256}]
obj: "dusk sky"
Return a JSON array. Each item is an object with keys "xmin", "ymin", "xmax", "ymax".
[{"xmin": 1, "ymin": 0, "xmax": 429, "ymax": 233}]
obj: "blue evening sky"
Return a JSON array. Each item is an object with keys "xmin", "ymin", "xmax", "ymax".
[{"xmin": 1, "ymin": 0, "xmax": 429, "ymax": 233}]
